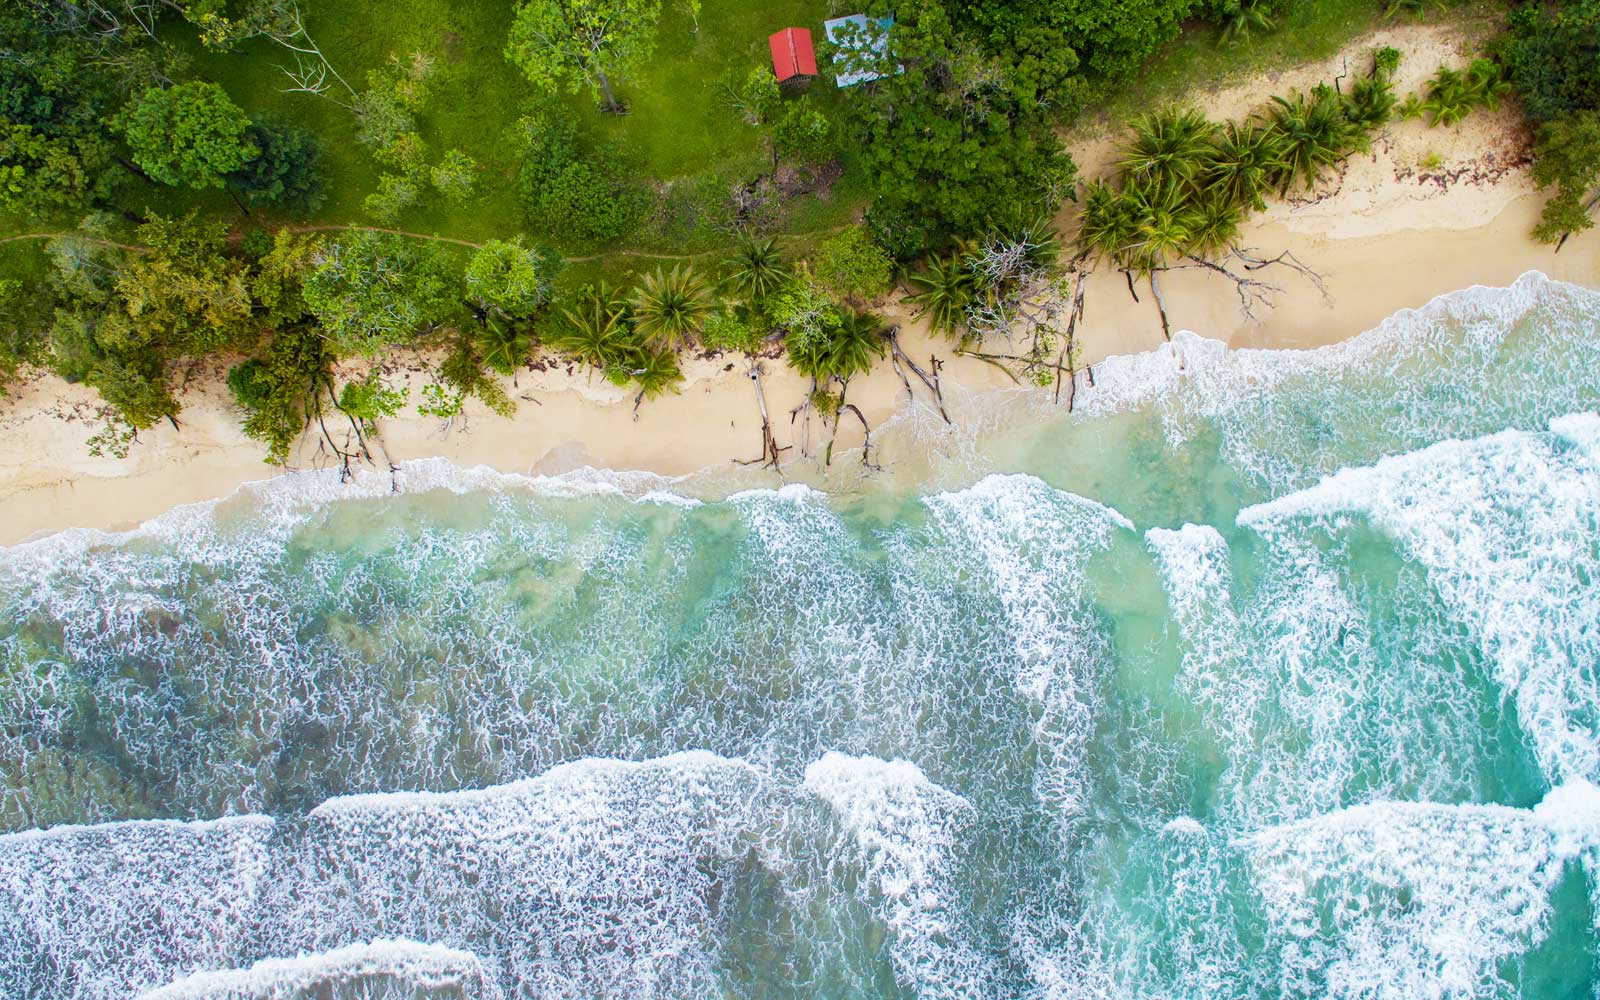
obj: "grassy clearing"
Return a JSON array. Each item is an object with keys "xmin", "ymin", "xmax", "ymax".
[{"xmin": 129, "ymin": 0, "xmax": 859, "ymax": 260}]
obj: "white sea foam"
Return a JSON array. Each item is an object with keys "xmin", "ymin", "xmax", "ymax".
[
  {"xmin": 1241, "ymin": 415, "xmax": 1600, "ymax": 785},
  {"xmin": 1148, "ymin": 518, "xmax": 1493, "ymax": 827},
  {"xmin": 137, "ymin": 939, "xmax": 502, "ymax": 1000},
  {"xmin": 0, "ymin": 815, "xmax": 276, "ymax": 1000},
  {"xmin": 919, "ymin": 475, "xmax": 1132, "ymax": 829},
  {"xmin": 804, "ymin": 752, "xmax": 999, "ymax": 999},
  {"xmin": 1241, "ymin": 784, "xmax": 1598, "ymax": 999},
  {"xmin": 1066, "ymin": 272, "xmax": 1600, "ymax": 489},
  {"xmin": 272, "ymin": 752, "xmax": 781, "ymax": 999}
]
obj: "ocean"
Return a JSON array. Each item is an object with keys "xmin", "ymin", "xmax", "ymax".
[{"xmin": 1, "ymin": 270, "xmax": 1597, "ymax": 999}]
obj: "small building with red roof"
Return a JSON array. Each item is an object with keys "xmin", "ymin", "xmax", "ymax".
[{"xmin": 768, "ymin": 27, "xmax": 817, "ymax": 84}]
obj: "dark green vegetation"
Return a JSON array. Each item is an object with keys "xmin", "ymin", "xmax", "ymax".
[
  {"xmin": 0, "ymin": 0, "xmax": 1574, "ymax": 467},
  {"xmin": 1499, "ymin": 0, "xmax": 1600, "ymax": 244}
]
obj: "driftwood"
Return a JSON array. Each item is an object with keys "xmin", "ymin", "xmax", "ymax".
[
  {"xmin": 884, "ymin": 326, "xmax": 951, "ymax": 423},
  {"xmin": 736, "ymin": 363, "xmax": 788, "ymax": 471}
]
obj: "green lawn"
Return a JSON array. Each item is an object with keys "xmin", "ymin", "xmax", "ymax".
[{"xmin": 128, "ymin": 0, "xmax": 860, "ymax": 260}]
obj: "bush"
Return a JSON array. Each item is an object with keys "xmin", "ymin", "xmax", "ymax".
[
  {"xmin": 700, "ymin": 309, "xmax": 764, "ymax": 354},
  {"xmin": 514, "ymin": 110, "xmax": 645, "ymax": 244},
  {"xmin": 811, "ymin": 227, "xmax": 893, "ymax": 303},
  {"xmin": 228, "ymin": 119, "xmax": 327, "ymax": 215}
]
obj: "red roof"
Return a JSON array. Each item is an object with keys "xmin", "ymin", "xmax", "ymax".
[{"xmin": 769, "ymin": 27, "xmax": 817, "ymax": 82}]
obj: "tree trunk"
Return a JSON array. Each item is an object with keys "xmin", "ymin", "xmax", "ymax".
[{"xmin": 595, "ymin": 65, "xmax": 621, "ymax": 113}]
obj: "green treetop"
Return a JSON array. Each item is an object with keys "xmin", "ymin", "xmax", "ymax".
[
  {"xmin": 505, "ymin": 0, "xmax": 663, "ymax": 113},
  {"xmin": 119, "ymin": 82, "xmax": 259, "ymax": 189}
]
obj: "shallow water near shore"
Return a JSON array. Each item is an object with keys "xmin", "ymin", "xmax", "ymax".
[{"xmin": 3, "ymin": 271, "xmax": 1600, "ymax": 999}]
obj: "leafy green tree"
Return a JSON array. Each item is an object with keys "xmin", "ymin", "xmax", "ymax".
[
  {"xmin": 630, "ymin": 264, "xmax": 713, "ymax": 351},
  {"xmin": 227, "ymin": 118, "xmax": 326, "ymax": 215},
  {"xmin": 0, "ymin": 125, "xmax": 120, "ymax": 218},
  {"xmin": 811, "ymin": 227, "xmax": 893, "ymax": 304},
  {"xmin": 1501, "ymin": 1, "xmax": 1600, "ymax": 126},
  {"xmin": 364, "ymin": 173, "xmax": 421, "ymax": 224},
  {"xmin": 0, "ymin": 275, "xmax": 50, "ymax": 398},
  {"xmin": 430, "ymin": 149, "xmax": 478, "ymax": 201},
  {"xmin": 1530, "ymin": 111, "xmax": 1600, "ymax": 244},
  {"xmin": 505, "ymin": 0, "xmax": 664, "ymax": 113},
  {"xmin": 840, "ymin": 0, "xmax": 1079, "ymax": 252},
  {"xmin": 465, "ymin": 238, "xmax": 563, "ymax": 319},
  {"xmin": 118, "ymin": 82, "xmax": 259, "ymax": 188},
  {"xmin": 700, "ymin": 310, "xmax": 762, "ymax": 353},
  {"xmin": 1052, "ymin": 0, "xmax": 1196, "ymax": 82},
  {"xmin": 438, "ymin": 334, "xmax": 516, "ymax": 417},
  {"xmin": 251, "ymin": 229, "xmax": 322, "ymax": 325},
  {"xmin": 227, "ymin": 324, "xmax": 339, "ymax": 464},
  {"xmin": 730, "ymin": 66, "xmax": 780, "ymax": 126},
  {"xmin": 109, "ymin": 213, "xmax": 255, "ymax": 356},
  {"xmin": 302, "ymin": 232, "xmax": 458, "ymax": 355}
]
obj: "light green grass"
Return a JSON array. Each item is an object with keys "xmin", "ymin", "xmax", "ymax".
[{"xmin": 147, "ymin": 0, "xmax": 855, "ymax": 254}]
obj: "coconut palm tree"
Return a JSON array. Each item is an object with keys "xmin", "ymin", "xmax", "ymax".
[
  {"xmin": 1204, "ymin": 121, "xmax": 1286, "ymax": 211},
  {"xmin": 722, "ymin": 233, "xmax": 790, "ymax": 304},
  {"xmin": 786, "ymin": 309, "xmax": 886, "ymax": 382},
  {"xmin": 1184, "ymin": 191, "xmax": 1245, "ymax": 258},
  {"xmin": 1077, "ymin": 179, "xmax": 1141, "ymax": 266},
  {"xmin": 905, "ymin": 253, "xmax": 978, "ymax": 339},
  {"xmin": 631, "ymin": 264, "xmax": 714, "ymax": 351},
  {"xmin": 1266, "ymin": 89, "xmax": 1360, "ymax": 194},
  {"xmin": 1216, "ymin": 0, "xmax": 1276, "ymax": 44},
  {"xmin": 1120, "ymin": 108, "xmax": 1218, "ymax": 193},
  {"xmin": 557, "ymin": 282, "xmax": 634, "ymax": 371},
  {"xmin": 626, "ymin": 347, "xmax": 683, "ymax": 400},
  {"xmin": 1127, "ymin": 180, "xmax": 1196, "ymax": 272},
  {"xmin": 1341, "ymin": 72, "xmax": 1399, "ymax": 131}
]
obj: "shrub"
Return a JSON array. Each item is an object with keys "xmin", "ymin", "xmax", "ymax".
[{"xmin": 811, "ymin": 227, "xmax": 893, "ymax": 303}]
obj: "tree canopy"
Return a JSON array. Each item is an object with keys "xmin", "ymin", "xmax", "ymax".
[
  {"xmin": 302, "ymin": 232, "xmax": 459, "ymax": 355},
  {"xmin": 118, "ymin": 82, "xmax": 259, "ymax": 189},
  {"xmin": 505, "ymin": 0, "xmax": 662, "ymax": 112}
]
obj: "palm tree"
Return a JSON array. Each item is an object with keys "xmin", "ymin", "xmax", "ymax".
[
  {"xmin": 1266, "ymin": 89, "xmax": 1360, "ymax": 194},
  {"xmin": 1341, "ymin": 73, "xmax": 1398, "ymax": 131},
  {"xmin": 476, "ymin": 316, "xmax": 533, "ymax": 378},
  {"xmin": 1127, "ymin": 180, "xmax": 1196, "ymax": 272},
  {"xmin": 1184, "ymin": 191, "xmax": 1245, "ymax": 258},
  {"xmin": 786, "ymin": 309, "xmax": 885, "ymax": 382},
  {"xmin": 722, "ymin": 233, "xmax": 790, "ymax": 304},
  {"xmin": 630, "ymin": 264, "xmax": 714, "ymax": 351},
  {"xmin": 627, "ymin": 347, "xmax": 683, "ymax": 400},
  {"xmin": 1077, "ymin": 179, "xmax": 1141, "ymax": 265},
  {"xmin": 905, "ymin": 253, "xmax": 977, "ymax": 339},
  {"xmin": 557, "ymin": 282, "xmax": 634, "ymax": 371},
  {"xmin": 1120, "ymin": 108, "xmax": 1218, "ymax": 193},
  {"xmin": 1204, "ymin": 121, "xmax": 1286, "ymax": 211},
  {"xmin": 1216, "ymin": 0, "xmax": 1275, "ymax": 44}
]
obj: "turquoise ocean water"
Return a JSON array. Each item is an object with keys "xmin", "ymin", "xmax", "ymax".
[{"xmin": 2, "ymin": 271, "xmax": 1599, "ymax": 999}]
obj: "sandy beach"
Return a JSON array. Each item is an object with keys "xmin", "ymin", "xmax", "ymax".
[{"xmin": 1, "ymin": 22, "xmax": 1596, "ymax": 544}]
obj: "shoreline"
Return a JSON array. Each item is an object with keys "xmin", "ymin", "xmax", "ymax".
[
  {"xmin": 4, "ymin": 22, "xmax": 1599, "ymax": 545},
  {"xmin": 2, "ymin": 192, "xmax": 1596, "ymax": 546}
]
